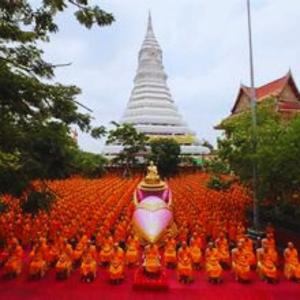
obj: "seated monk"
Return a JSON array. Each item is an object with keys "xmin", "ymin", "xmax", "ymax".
[
  {"xmin": 284, "ymin": 242, "xmax": 300, "ymax": 283},
  {"xmin": 80, "ymin": 254, "xmax": 97, "ymax": 283},
  {"xmin": 3, "ymin": 238, "xmax": 23, "ymax": 279},
  {"xmin": 164, "ymin": 237, "xmax": 177, "ymax": 268},
  {"xmin": 55, "ymin": 253, "xmax": 72, "ymax": 280},
  {"xmin": 143, "ymin": 244, "xmax": 161, "ymax": 278},
  {"xmin": 256, "ymin": 241, "xmax": 278, "ymax": 284},
  {"xmin": 190, "ymin": 235, "xmax": 202, "ymax": 270},
  {"xmin": 205, "ymin": 242, "xmax": 223, "ymax": 284},
  {"xmin": 72, "ymin": 242, "xmax": 85, "ymax": 268},
  {"xmin": 87, "ymin": 243, "xmax": 97, "ymax": 261},
  {"xmin": 262, "ymin": 233, "xmax": 278, "ymax": 266},
  {"xmin": 99, "ymin": 235, "xmax": 113, "ymax": 266},
  {"xmin": 125, "ymin": 235, "xmax": 139, "ymax": 266},
  {"xmin": 177, "ymin": 242, "xmax": 193, "ymax": 283},
  {"xmin": 63, "ymin": 240, "xmax": 74, "ymax": 260},
  {"xmin": 46, "ymin": 242, "xmax": 59, "ymax": 267},
  {"xmin": 109, "ymin": 243, "xmax": 125, "ymax": 284},
  {"xmin": 215, "ymin": 232, "xmax": 230, "ymax": 269},
  {"xmin": 0, "ymin": 248, "xmax": 9, "ymax": 267},
  {"xmin": 231, "ymin": 241, "xmax": 251, "ymax": 283},
  {"xmin": 243, "ymin": 236, "xmax": 256, "ymax": 268},
  {"xmin": 29, "ymin": 253, "xmax": 47, "ymax": 280}
]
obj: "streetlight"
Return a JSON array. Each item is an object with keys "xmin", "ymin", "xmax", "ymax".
[{"xmin": 246, "ymin": 0, "xmax": 261, "ymax": 234}]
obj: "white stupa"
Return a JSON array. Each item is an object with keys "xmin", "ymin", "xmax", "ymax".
[{"xmin": 103, "ymin": 13, "xmax": 207, "ymax": 158}]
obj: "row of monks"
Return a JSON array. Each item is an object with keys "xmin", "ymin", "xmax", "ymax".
[
  {"xmin": 1, "ymin": 228, "xmax": 300, "ymax": 284},
  {"xmin": 0, "ymin": 174, "xmax": 299, "ymax": 284}
]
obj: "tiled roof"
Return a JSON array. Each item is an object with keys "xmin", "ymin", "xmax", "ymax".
[
  {"xmin": 231, "ymin": 71, "xmax": 300, "ymax": 113},
  {"xmin": 242, "ymin": 73, "xmax": 289, "ymax": 101}
]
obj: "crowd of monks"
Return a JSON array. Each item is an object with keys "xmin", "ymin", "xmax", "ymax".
[{"xmin": 0, "ymin": 173, "xmax": 300, "ymax": 284}]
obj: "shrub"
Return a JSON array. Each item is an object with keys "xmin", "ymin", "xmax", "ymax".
[
  {"xmin": 22, "ymin": 189, "xmax": 55, "ymax": 216},
  {"xmin": 207, "ymin": 175, "xmax": 232, "ymax": 191}
]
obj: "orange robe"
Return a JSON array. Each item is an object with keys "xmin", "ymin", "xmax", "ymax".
[
  {"xmin": 205, "ymin": 248, "xmax": 222, "ymax": 279},
  {"xmin": 29, "ymin": 255, "xmax": 47, "ymax": 278},
  {"xmin": 164, "ymin": 239, "xmax": 177, "ymax": 265},
  {"xmin": 143, "ymin": 245, "xmax": 161, "ymax": 274},
  {"xmin": 262, "ymin": 237, "xmax": 278, "ymax": 265},
  {"xmin": 4, "ymin": 245, "xmax": 23, "ymax": 276},
  {"xmin": 243, "ymin": 238, "xmax": 256, "ymax": 266},
  {"xmin": 109, "ymin": 248, "xmax": 125, "ymax": 280},
  {"xmin": 177, "ymin": 247, "xmax": 193, "ymax": 278},
  {"xmin": 257, "ymin": 248, "xmax": 277, "ymax": 280},
  {"xmin": 232, "ymin": 248, "xmax": 251, "ymax": 281},
  {"xmin": 190, "ymin": 243, "xmax": 202, "ymax": 266},
  {"xmin": 284, "ymin": 248, "xmax": 300, "ymax": 280},
  {"xmin": 125, "ymin": 240, "xmax": 139, "ymax": 265},
  {"xmin": 215, "ymin": 237, "xmax": 230, "ymax": 266},
  {"xmin": 81, "ymin": 257, "xmax": 97, "ymax": 278},
  {"xmin": 56, "ymin": 255, "xmax": 72, "ymax": 277},
  {"xmin": 99, "ymin": 237, "xmax": 113, "ymax": 264}
]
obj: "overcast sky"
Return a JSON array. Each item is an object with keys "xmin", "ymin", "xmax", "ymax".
[{"xmin": 41, "ymin": 0, "xmax": 300, "ymax": 153}]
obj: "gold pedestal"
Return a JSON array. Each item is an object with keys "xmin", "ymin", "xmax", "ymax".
[{"xmin": 138, "ymin": 179, "xmax": 166, "ymax": 192}]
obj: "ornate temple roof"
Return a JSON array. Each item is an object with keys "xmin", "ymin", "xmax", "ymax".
[
  {"xmin": 231, "ymin": 71, "xmax": 300, "ymax": 113},
  {"xmin": 216, "ymin": 71, "xmax": 300, "ymax": 130}
]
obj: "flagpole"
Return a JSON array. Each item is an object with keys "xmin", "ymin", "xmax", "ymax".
[{"xmin": 246, "ymin": 0, "xmax": 260, "ymax": 231}]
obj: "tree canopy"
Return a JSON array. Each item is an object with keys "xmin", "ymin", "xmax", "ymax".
[
  {"xmin": 0, "ymin": 1, "xmax": 113, "ymax": 195},
  {"xmin": 106, "ymin": 122, "xmax": 148, "ymax": 177},
  {"xmin": 149, "ymin": 138, "xmax": 181, "ymax": 178},
  {"xmin": 217, "ymin": 98, "xmax": 300, "ymax": 226}
]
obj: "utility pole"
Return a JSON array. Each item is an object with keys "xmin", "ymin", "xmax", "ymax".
[{"xmin": 246, "ymin": 0, "xmax": 260, "ymax": 231}]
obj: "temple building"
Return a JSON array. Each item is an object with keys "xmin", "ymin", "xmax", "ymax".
[
  {"xmin": 102, "ymin": 14, "xmax": 207, "ymax": 158},
  {"xmin": 216, "ymin": 71, "xmax": 300, "ymax": 129}
]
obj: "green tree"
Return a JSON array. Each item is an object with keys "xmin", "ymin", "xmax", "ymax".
[
  {"xmin": 217, "ymin": 98, "xmax": 300, "ymax": 226},
  {"xmin": 74, "ymin": 150, "xmax": 107, "ymax": 178},
  {"xmin": 106, "ymin": 122, "xmax": 148, "ymax": 177},
  {"xmin": 149, "ymin": 138, "xmax": 181, "ymax": 178},
  {"xmin": 0, "ymin": 1, "xmax": 112, "ymax": 195}
]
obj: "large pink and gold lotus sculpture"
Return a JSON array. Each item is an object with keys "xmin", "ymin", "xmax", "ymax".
[
  {"xmin": 132, "ymin": 162, "xmax": 174, "ymax": 243},
  {"xmin": 133, "ymin": 196, "xmax": 172, "ymax": 243}
]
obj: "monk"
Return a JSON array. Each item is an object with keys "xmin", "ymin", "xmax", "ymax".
[
  {"xmin": 109, "ymin": 243, "xmax": 125, "ymax": 284},
  {"xmin": 99, "ymin": 235, "xmax": 113, "ymax": 266},
  {"xmin": 73, "ymin": 242, "xmax": 85, "ymax": 268},
  {"xmin": 164, "ymin": 237, "xmax": 177, "ymax": 268},
  {"xmin": 3, "ymin": 238, "xmax": 23, "ymax": 279},
  {"xmin": 125, "ymin": 235, "xmax": 139, "ymax": 266},
  {"xmin": 190, "ymin": 236, "xmax": 202, "ymax": 270},
  {"xmin": 283, "ymin": 242, "xmax": 300, "ymax": 283},
  {"xmin": 231, "ymin": 241, "xmax": 251, "ymax": 283},
  {"xmin": 80, "ymin": 254, "xmax": 97, "ymax": 283},
  {"xmin": 262, "ymin": 233, "xmax": 278, "ymax": 266},
  {"xmin": 46, "ymin": 241, "xmax": 59, "ymax": 267},
  {"xmin": 177, "ymin": 242, "xmax": 193, "ymax": 283},
  {"xmin": 256, "ymin": 240, "xmax": 278, "ymax": 284},
  {"xmin": 0, "ymin": 247, "xmax": 9, "ymax": 267},
  {"xmin": 29, "ymin": 253, "xmax": 47, "ymax": 280},
  {"xmin": 215, "ymin": 232, "xmax": 230, "ymax": 268},
  {"xmin": 143, "ymin": 244, "xmax": 161, "ymax": 278},
  {"xmin": 205, "ymin": 242, "xmax": 223, "ymax": 284},
  {"xmin": 56, "ymin": 253, "xmax": 72, "ymax": 280},
  {"xmin": 243, "ymin": 236, "xmax": 256, "ymax": 268}
]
